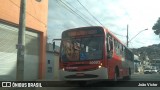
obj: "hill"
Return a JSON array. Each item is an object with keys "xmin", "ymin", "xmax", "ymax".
[{"xmin": 131, "ymin": 43, "xmax": 160, "ymax": 60}]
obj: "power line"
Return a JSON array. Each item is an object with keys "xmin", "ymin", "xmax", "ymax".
[
  {"xmin": 58, "ymin": 0, "xmax": 93, "ymax": 25},
  {"xmin": 9, "ymin": 0, "xmax": 46, "ymax": 26},
  {"xmin": 76, "ymin": 0, "xmax": 126, "ymax": 37},
  {"xmin": 128, "ymin": 41, "xmax": 132, "ymax": 47},
  {"xmin": 55, "ymin": 0, "xmax": 126, "ymax": 37},
  {"xmin": 125, "ymin": 39, "xmax": 146, "ymax": 47},
  {"xmin": 111, "ymin": 31, "xmax": 126, "ymax": 37},
  {"xmin": 56, "ymin": 0, "xmax": 93, "ymax": 26},
  {"xmin": 64, "ymin": 0, "xmax": 98, "ymax": 25},
  {"xmin": 77, "ymin": 0, "xmax": 104, "ymax": 26}
]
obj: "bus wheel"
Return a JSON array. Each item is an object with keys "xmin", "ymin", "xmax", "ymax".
[
  {"xmin": 126, "ymin": 68, "xmax": 131, "ymax": 80},
  {"xmin": 114, "ymin": 72, "xmax": 118, "ymax": 81},
  {"xmin": 114, "ymin": 68, "xmax": 119, "ymax": 81}
]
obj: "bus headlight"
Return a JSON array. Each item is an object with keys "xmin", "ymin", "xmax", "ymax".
[
  {"xmin": 62, "ymin": 68, "xmax": 65, "ymax": 71},
  {"xmin": 98, "ymin": 65, "xmax": 102, "ymax": 68}
]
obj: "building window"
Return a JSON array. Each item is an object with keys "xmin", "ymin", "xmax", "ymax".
[
  {"xmin": 47, "ymin": 67, "xmax": 52, "ymax": 73},
  {"xmin": 48, "ymin": 60, "xmax": 50, "ymax": 64}
]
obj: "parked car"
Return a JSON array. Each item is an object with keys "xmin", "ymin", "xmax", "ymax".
[
  {"xmin": 144, "ymin": 68, "xmax": 152, "ymax": 74},
  {"xmin": 151, "ymin": 69, "xmax": 158, "ymax": 73}
]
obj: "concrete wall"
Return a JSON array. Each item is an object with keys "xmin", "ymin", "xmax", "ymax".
[
  {"xmin": 0, "ymin": 0, "xmax": 48, "ymax": 31},
  {"xmin": 53, "ymin": 53, "xmax": 59, "ymax": 81},
  {"xmin": 46, "ymin": 52, "xmax": 54, "ymax": 80},
  {"xmin": 46, "ymin": 43, "xmax": 60, "ymax": 81}
]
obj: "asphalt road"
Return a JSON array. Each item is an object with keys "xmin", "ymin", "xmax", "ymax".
[
  {"xmin": 51, "ymin": 73, "xmax": 160, "ymax": 89},
  {"xmin": 49, "ymin": 73, "xmax": 160, "ymax": 87},
  {"xmin": 3, "ymin": 73, "xmax": 160, "ymax": 90},
  {"xmin": 131, "ymin": 73, "xmax": 160, "ymax": 81}
]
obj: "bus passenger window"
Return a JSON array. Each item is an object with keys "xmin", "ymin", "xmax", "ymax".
[
  {"xmin": 86, "ymin": 46, "xmax": 88, "ymax": 52},
  {"xmin": 107, "ymin": 35, "xmax": 113, "ymax": 59}
]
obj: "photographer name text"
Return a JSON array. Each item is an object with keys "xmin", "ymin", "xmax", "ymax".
[{"xmin": 138, "ymin": 83, "xmax": 158, "ymax": 87}]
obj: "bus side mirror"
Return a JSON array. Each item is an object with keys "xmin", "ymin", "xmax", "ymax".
[{"xmin": 53, "ymin": 41, "xmax": 55, "ymax": 50}]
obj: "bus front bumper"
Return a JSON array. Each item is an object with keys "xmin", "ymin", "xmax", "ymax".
[{"xmin": 59, "ymin": 67, "xmax": 108, "ymax": 81}]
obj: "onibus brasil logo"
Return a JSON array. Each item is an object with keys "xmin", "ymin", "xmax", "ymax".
[{"xmin": 2, "ymin": 82, "xmax": 42, "ymax": 87}]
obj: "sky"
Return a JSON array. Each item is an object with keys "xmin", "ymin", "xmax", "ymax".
[{"xmin": 47, "ymin": 0, "xmax": 160, "ymax": 48}]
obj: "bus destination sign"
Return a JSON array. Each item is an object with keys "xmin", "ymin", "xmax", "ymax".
[{"xmin": 68, "ymin": 30, "xmax": 97, "ymax": 36}]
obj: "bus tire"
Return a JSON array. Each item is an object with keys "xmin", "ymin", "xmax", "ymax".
[
  {"xmin": 114, "ymin": 67, "xmax": 119, "ymax": 81},
  {"xmin": 126, "ymin": 68, "xmax": 131, "ymax": 80}
]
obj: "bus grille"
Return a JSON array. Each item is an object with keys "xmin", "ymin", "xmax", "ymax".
[
  {"xmin": 65, "ymin": 74, "xmax": 98, "ymax": 79},
  {"xmin": 66, "ymin": 67, "xmax": 98, "ymax": 72},
  {"xmin": 70, "ymin": 64, "xmax": 90, "ymax": 67}
]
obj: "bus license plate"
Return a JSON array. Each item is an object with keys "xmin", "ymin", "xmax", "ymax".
[{"xmin": 76, "ymin": 73, "xmax": 84, "ymax": 76}]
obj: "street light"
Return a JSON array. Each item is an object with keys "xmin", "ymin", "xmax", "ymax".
[{"xmin": 128, "ymin": 28, "xmax": 148, "ymax": 43}]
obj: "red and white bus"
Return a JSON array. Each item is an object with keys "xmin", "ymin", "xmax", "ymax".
[{"xmin": 53, "ymin": 26, "xmax": 134, "ymax": 83}]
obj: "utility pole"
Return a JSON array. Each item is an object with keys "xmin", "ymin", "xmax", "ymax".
[
  {"xmin": 127, "ymin": 24, "xmax": 129, "ymax": 47},
  {"xmin": 16, "ymin": 0, "xmax": 26, "ymax": 81}
]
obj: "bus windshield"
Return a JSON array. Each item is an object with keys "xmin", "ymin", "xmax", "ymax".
[{"xmin": 61, "ymin": 36, "xmax": 103, "ymax": 62}]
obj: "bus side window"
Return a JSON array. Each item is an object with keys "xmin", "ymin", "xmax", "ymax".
[
  {"xmin": 86, "ymin": 46, "xmax": 89, "ymax": 52},
  {"xmin": 107, "ymin": 37, "xmax": 110, "ymax": 52},
  {"xmin": 107, "ymin": 35, "xmax": 113, "ymax": 59}
]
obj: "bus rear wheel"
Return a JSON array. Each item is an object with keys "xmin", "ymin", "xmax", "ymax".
[
  {"xmin": 126, "ymin": 68, "xmax": 131, "ymax": 80},
  {"xmin": 114, "ymin": 67, "xmax": 119, "ymax": 81},
  {"xmin": 114, "ymin": 72, "xmax": 118, "ymax": 81}
]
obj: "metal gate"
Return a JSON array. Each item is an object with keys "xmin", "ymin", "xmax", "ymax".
[{"xmin": 0, "ymin": 23, "xmax": 40, "ymax": 81}]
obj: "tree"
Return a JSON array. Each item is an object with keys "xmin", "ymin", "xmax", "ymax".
[{"xmin": 152, "ymin": 17, "xmax": 160, "ymax": 35}]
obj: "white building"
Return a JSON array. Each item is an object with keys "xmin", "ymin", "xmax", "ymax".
[
  {"xmin": 46, "ymin": 43, "xmax": 59, "ymax": 81},
  {"xmin": 134, "ymin": 55, "xmax": 142, "ymax": 72}
]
